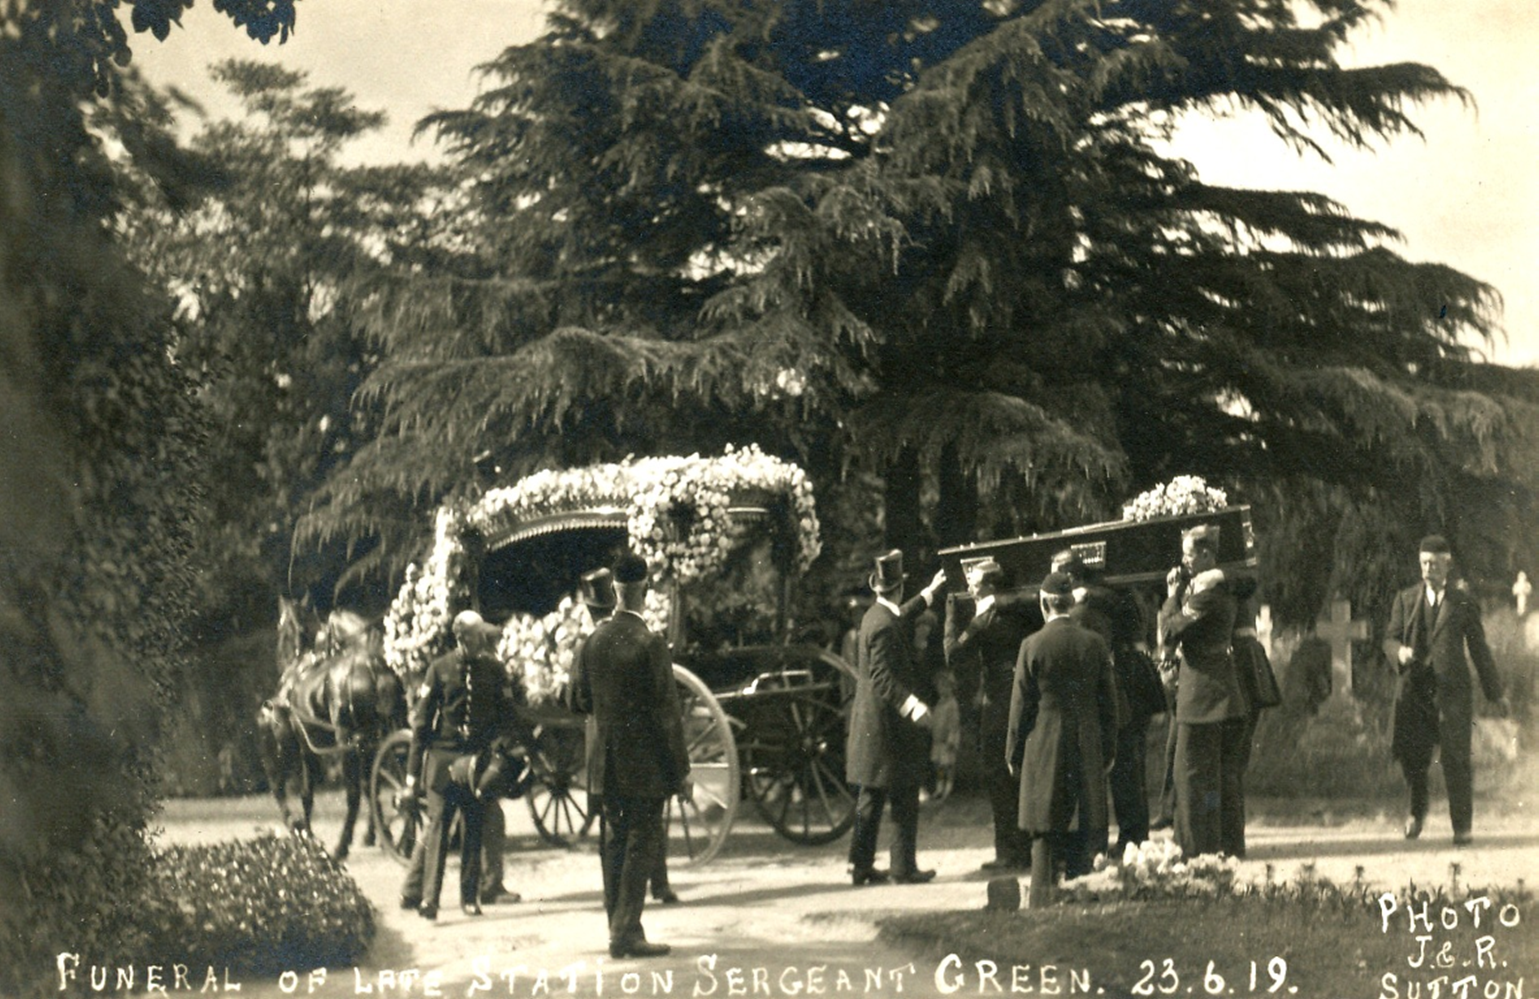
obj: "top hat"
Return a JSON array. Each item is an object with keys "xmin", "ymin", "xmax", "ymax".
[
  {"xmin": 579, "ymin": 568, "xmax": 616, "ymax": 610},
  {"xmin": 869, "ymin": 549, "xmax": 907, "ymax": 594}
]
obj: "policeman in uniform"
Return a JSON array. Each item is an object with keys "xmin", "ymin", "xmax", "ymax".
[{"xmin": 404, "ymin": 610, "xmax": 526, "ymax": 920}]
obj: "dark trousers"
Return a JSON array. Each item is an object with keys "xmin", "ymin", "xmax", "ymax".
[
  {"xmin": 848, "ymin": 782, "xmax": 921, "ymax": 875},
  {"xmin": 1400, "ymin": 715, "xmax": 1475, "ymax": 834},
  {"xmin": 421, "ymin": 774, "xmax": 485, "ymax": 909},
  {"xmin": 1026, "ymin": 830, "xmax": 1093, "ymax": 906},
  {"xmin": 1174, "ymin": 717, "xmax": 1248, "ymax": 859},
  {"xmin": 1109, "ymin": 715, "xmax": 1152, "ymax": 854},
  {"xmin": 402, "ymin": 797, "xmax": 505, "ymax": 904},
  {"xmin": 591, "ymin": 793, "xmax": 671, "ymax": 894},
  {"xmin": 981, "ymin": 705, "xmax": 1031, "ymax": 864},
  {"xmin": 600, "ymin": 794, "xmax": 664, "ymax": 946}
]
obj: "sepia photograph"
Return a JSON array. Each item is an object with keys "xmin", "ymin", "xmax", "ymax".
[{"xmin": 3, "ymin": 1, "xmax": 1537, "ymax": 996}]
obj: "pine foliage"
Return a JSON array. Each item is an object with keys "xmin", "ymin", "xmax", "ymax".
[{"xmin": 301, "ymin": 0, "xmax": 1536, "ymax": 601}]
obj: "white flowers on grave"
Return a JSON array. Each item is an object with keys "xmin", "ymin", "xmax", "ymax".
[{"xmin": 1121, "ymin": 475, "xmax": 1229, "ymax": 522}]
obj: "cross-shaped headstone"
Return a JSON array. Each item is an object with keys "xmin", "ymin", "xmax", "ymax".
[{"xmin": 1314, "ymin": 598, "xmax": 1368, "ymax": 699}]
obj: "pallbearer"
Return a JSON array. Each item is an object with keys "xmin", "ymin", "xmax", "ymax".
[
  {"xmin": 1158, "ymin": 525, "xmax": 1247, "ymax": 858},
  {"xmin": 943, "ymin": 557, "xmax": 1037, "ymax": 871}
]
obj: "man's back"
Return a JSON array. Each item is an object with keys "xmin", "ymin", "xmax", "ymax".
[{"xmin": 579, "ymin": 612, "xmax": 690, "ymax": 799}]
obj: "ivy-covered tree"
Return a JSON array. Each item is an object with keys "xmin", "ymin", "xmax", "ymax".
[
  {"xmin": 0, "ymin": 2, "xmax": 304, "ymax": 993},
  {"xmin": 303, "ymin": 0, "xmax": 1538, "ymax": 625}
]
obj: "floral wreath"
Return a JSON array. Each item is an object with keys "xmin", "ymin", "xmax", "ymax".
[
  {"xmin": 382, "ymin": 445, "xmax": 822, "ymax": 701},
  {"xmin": 1121, "ymin": 475, "xmax": 1229, "ymax": 522}
]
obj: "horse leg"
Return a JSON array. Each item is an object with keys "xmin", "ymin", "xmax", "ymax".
[
  {"xmin": 258, "ymin": 707, "xmax": 307, "ymax": 835},
  {"xmin": 361, "ymin": 735, "xmax": 379, "ymax": 848},
  {"xmin": 296, "ymin": 745, "xmax": 319, "ymax": 841},
  {"xmin": 334, "ymin": 737, "xmax": 361, "ymax": 861}
]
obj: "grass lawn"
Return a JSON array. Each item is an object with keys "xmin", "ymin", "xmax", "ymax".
[{"xmin": 880, "ymin": 892, "xmax": 1537, "ymax": 998}]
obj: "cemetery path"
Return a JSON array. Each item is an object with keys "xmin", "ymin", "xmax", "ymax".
[{"xmin": 153, "ymin": 786, "xmax": 1539, "ymax": 999}]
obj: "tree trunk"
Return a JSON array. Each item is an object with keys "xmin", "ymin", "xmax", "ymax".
[
  {"xmin": 882, "ymin": 447, "xmax": 924, "ymax": 562},
  {"xmin": 935, "ymin": 443, "xmax": 978, "ymax": 547}
]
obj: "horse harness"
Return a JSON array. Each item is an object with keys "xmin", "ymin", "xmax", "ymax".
[{"xmin": 267, "ymin": 652, "xmax": 370, "ymax": 758}]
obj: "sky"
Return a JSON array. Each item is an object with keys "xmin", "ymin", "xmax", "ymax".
[{"xmin": 125, "ymin": 0, "xmax": 1539, "ymax": 368}]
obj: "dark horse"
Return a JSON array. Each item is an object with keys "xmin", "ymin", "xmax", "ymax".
[{"xmin": 257, "ymin": 598, "xmax": 406, "ymax": 859}]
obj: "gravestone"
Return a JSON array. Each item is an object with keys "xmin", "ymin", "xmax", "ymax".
[{"xmin": 1313, "ymin": 599, "xmax": 1368, "ymax": 701}]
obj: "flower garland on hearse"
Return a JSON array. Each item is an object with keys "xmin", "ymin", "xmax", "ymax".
[{"xmin": 383, "ymin": 445, "xmax": 822, "ymax": 704}]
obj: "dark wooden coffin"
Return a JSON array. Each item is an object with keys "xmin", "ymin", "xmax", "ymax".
[{"xmin": 937, "ymin": 505, "xmax": 1256, "ymax": 593}]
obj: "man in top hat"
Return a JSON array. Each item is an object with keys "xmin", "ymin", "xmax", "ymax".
[
  {"xmin": 404, "ymin": 609, "xmax": 526, "ymax": 920},
  {"xmin": 846, "ymin": 549, "xmax": 948, "ymax": 885},
  {"xmin": 1158, "ymin": 524, "xmax": 1248, "ymax": 858},
  {"xmin": 1383, "ymin": 535, "xmax": 1506, "ymax": 845},
  {"xmin": 1006, "ymin": 570, "xmax": 1118, "ymax": 906},
  {"xmin": 569, "ymin": 552, "xmax": 690, "ymax": 958},
  {"xmin": 567, "ymin": 567, "xmax": 678, "ymax": 904},
  {"xmin": 944, "ymin": 557, "xmax": 1038, "ymax": 871}
]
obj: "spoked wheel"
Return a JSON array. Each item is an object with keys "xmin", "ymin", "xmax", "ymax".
[
  {"xmin": 369, "ymin": 728, "xmax": 420, "ymax": 865},
  {"xmin": 667, "ymin": 664, "xmax": 739, "ymax": 866},
  {"xmin": 524, "ymin": 722, "xmax": 595, "ymax": 847},
  {"xmin": 738, "ymin": 684, "xmax": 856, "ymax": 844}
]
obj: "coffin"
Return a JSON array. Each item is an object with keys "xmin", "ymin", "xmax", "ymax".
[{"xmin": 937, "ymin": 505, "xmax": 1256, "ymax": 592}]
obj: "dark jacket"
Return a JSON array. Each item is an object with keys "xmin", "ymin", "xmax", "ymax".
[
  {"xmin": 944, "ymin": 593, "xmax": 1037, "ymax": 718},
  {"xmin": 846, "ymin": 595, "xmax": 934, "ymax": 788},
  {"xmin": 570, "ymin": 610, "xmax": 691, "ymax": 799},
  {"xmin": 1005, "ymin": 616, "xmax": 1118, "ymax": 833},
  {"xmin": 408, "ymin": 647, "xmax": 522, "ymax": 793},
  {"xmin": 1383, "ymin": 583, "xmax": 1502, "ymax": 762},
  {"xmin": 1160, "ymin": 582, "xmax": 1246, "ymax": 724}
]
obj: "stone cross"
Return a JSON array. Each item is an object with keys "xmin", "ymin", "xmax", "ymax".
[{"xmin": 1314, "ymin": 598, "xmax": 1368, "ymax": 699}]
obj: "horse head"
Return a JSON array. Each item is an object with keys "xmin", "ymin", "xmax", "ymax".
[{"xmin": 277, "ymin": 595, "xmax": 321, "ymax": 676}]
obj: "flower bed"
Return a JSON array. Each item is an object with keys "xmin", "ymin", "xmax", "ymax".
[{"xmin": 383, "ymin": 446, "xmax": 821, "ymax": 701}]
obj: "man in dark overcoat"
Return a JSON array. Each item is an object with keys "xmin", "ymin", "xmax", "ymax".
[
  {"xmin": 567, "ymin": 567, "xmax": 678, "ymax": 904},
  {"xmin": 568, "ymin": 552, "xmax": 690, "ymax": 958},
  {"xmin": 1005, "ymin": 571, "xmax": 1118, "ymax": 906},
  {"xmin": 1054, "ymin": 551, "xmax": 1161, "ymax": 858},
  {"xmin": 404, "ymin": 610, "xmax": 526, "ymax": 920},
  {"xmin": 1383, "ymin": 535, "xmax": 1506, "ymax": 845},
  {"xmin": 1158, "ymin": 525, "xmax": 1247, "ymax": 859},
  {"xmin": 944, "ymin": 557, "xmax": 1038, "ymax": 871},
  {"xmin": 845, "ymin": 549, "xmax": 947, "ymax": 885}
]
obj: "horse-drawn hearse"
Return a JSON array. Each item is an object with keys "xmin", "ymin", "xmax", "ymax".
[{"xmin": 364, "ymin": 446, "xmax": 857, "ymax": 866}]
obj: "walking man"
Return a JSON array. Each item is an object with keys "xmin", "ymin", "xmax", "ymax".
[
  {"xmin": 1383, "ymin": 535, "xmax": 1506, "ymax": 845},
  {"xmin": 846, "ymin": 549, "xmax": 947, "ymax": 885},
  {"xmin": 569, "ymin": 552, "xmax": 689, "ymax": 957}
]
